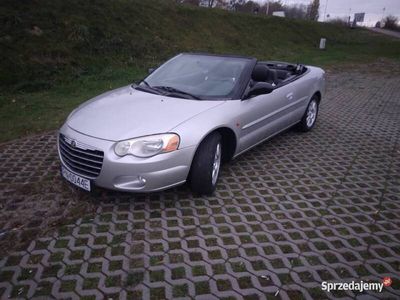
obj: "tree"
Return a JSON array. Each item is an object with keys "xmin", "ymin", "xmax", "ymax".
[
  {"xmin": 259, "ymin": 1, "xmax": 284, "ymax": 16},
  {"xmin": 284, "ymin": 4, "xmax": 308, "ymax": 19},
  {"xmin": 307, "ymin": 0, "xmax": 319, "ymax": 21},
  {"xmin": 383, "ymin": 15, "xmax": 399, "ymax": 31},
  {"xmin": 228, "ymin": 0, "xmax": 246, "ymax": 11},
  {"xmin": 181, "ymin": 0, "xmax": 200, "ymax": 5},
  {"xmin": 236, "ymin": 1, "xmax": 259, "ymax": 13},
  {"xmin": 206, "ymin": 0, "xmax": 215, "ymax": 7},
  {"xmin": 215, "ymin": 0, "xmax": 228, "ymax": 9}
]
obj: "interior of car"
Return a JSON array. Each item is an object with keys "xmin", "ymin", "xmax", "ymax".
[{"xmin": 251, "ymin": 61, "xmax": 307, "ymax": 87}]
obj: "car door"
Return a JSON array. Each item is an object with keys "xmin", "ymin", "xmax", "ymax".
[
  {"xmin": 236, "ymin": 82, "xmax": 303, "ymax": 154},
  {"xmin": 285, "ymin": 73, "xmax": 314, "ymax": 121}
]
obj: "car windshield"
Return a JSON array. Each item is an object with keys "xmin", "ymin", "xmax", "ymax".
[{"xmin": 140, "ymin": 54, "xmax": 250, "ymax": 99}]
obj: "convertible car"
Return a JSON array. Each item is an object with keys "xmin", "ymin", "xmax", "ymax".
[{"xmin": 58, "ymin": 53, "xmax": 325, "ymax": 195}]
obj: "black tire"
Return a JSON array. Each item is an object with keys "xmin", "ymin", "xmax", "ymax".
[
  {"xmin": 189, "ymin": 132, "xmax": 222, "ymax": 195},
  {"xmin": 298, "ymin": 96, "xmax": 319, "ymax": 132}
]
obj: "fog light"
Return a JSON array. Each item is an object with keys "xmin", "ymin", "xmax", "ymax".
[
  {"xmin": 138, "ymin": 176, "xmax": 146, "ymax": 185},
  {"xmin": 113, "ymin": 175, "xmax": 147, "ymax": 190}
]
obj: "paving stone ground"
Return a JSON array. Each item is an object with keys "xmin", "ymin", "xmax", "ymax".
[{"xmin": 0, "ymin": 64, "xmax": 399, "ymax": 299}]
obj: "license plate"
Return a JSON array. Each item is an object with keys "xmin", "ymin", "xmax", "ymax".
[{"xmin": 61, "ymin": 166, "xmax": 91, "ymax": 191}]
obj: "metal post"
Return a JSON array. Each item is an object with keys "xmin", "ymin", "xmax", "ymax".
[
  {"xmin": 348, "ymin": 7, "xmax": 351, "ymax": 26},
  {"xmin": 323, "ymin": 0, "xmax": 329, "ymax": 22}
]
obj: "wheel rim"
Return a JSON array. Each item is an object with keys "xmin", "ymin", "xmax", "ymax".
[
  {"xmin": 306, "ymin": 100, "xmax": 317, "ymax": 128},
  {"xmin": 211, "ymin": 143, "xmax": 221, "ymax": 185}
]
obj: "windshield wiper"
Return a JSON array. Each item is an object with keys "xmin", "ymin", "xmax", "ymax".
[
  {"xmin": 153, "ymin": 86, "xmax": 200, "ymax": 100},
  {"xmin": 141, "ymin": 80, "xmax": 151, "ymax": 87},
  {"xmin": 133, "ymin": 84, "xmax": 162, "ymax": 95},
  {"xmin": 132, "ymin": 80, "xmax": 163, "ymax": 95}
]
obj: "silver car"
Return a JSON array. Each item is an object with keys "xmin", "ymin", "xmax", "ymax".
[{"xmin": 58, "ymin": 53, "xmax": 325, "ymax": 195}]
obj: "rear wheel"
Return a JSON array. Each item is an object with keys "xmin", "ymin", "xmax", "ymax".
[
  {"xmin": 298, "ymin": 96, "xmax": 319, "ymax": 132},
  {"xmin": 189, "ymin": 132, "xmax": 222, "ymax": 195}
]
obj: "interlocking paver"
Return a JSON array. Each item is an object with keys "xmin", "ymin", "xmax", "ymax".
[{"xmin": 1, "ymin": 63, "xmax": 400, "ymax": 299}]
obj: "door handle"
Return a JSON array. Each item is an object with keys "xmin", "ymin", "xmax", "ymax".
[{"xmin": 286, "ymin": 92, "xmax": 294, "ymax": 100}]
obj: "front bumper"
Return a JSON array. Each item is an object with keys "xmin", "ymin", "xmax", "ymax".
[{"xmin": 58, "ymin": 125, "xmax": 195, "ymax": 192}]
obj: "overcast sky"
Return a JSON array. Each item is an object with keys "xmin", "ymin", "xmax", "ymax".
[{"xmin": 257, "ymin": 0, "xmax": 400, "ymax": 26}]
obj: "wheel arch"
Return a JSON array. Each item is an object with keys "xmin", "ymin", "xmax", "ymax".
[
  {"xmin": 190, "ymin": 126, "xmax": 238, "ymax": 167},
  {"xmin": 313, "ymin": 91, "xmax": 322, "ymax": 103},
  {"xmin": 215, "ymin": 127, "xmax": 237, "ymax": 163}
]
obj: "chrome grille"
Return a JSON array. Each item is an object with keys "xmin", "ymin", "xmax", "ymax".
[{"xmin": 59, "ymin": 134, "xmax": 104, "ymax": 178}]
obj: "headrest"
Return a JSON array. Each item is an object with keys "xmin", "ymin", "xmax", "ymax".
[{"xmin": 251, "ymin": 65, "xmax": 269, "ymax": 82}]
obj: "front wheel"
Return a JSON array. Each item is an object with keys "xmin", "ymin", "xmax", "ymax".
[
  {"xmin": 189, "ymin": 132, "xmax": 222, "ymax": 195},
  {"xmin": 298, "ymin": 97, "xmax": 319, "ymax": 132}
]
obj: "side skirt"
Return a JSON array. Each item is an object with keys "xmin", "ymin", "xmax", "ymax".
[{"xmin": 232, "ymin": 120, "xmax": 301, "ymax": 160}]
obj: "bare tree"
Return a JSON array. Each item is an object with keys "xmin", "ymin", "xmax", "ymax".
[
  {"xmin": 268, "ymin": 1, "xmax": 284, "ymax": 15},
  {"xmin": 307, "ymin": 0, "xmax": 320, "ymax": 21},
  {"xmin": 214, "ymin": 0, "xmax": 228, "ymax": 8},
  {"xmin": 383, "ymin": 15, "xmax": 399, "ymax": 31},
  {"xmin": 284, "ymin": 4, "xmax": 308, "ymax": 19},
  {"xmin": 207, "ymin": 0, "xmax": 215, "ymax": 7},
  {"xmin": 228, "ymin": 0, "xmax": 246, "ymax": 11},
  {"xmin": 181, "ymin": 0, "xmax": 200, "ymax": 5},
  {"xmin": 235, "ymin": 1, "xmax": 260, "ymax": 13},
  {"xmin": 258, "ymin": 1, "xmax": 284, "ymax": 15}
]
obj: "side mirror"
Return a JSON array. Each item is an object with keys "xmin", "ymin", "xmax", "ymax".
[
  {"xmin": 148, "ymin": 68, "xmax": 155, "ymax": 74},
  {"xmin": 246, "ymin": 82, "xmax": 274, "ymax": 99}
]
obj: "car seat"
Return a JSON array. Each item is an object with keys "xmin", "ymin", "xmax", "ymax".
[{"xmin": 251, "ymin": 65, "xmax": 278, "ymax": 85}]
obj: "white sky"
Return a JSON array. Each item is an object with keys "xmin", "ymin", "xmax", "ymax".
[{"xmin": 256, "ymin": 0, "xmax": 400, "ymax": 26}]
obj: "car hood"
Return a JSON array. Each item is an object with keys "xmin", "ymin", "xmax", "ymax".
[{"xmin": 67, "ymin": 85, "xmax": 225, "ymax": 141}]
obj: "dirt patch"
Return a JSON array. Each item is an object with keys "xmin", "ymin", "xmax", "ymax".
[
  {"xmin": 0, "ymin": 132, "xmax": 99, "ymax": 256},
  {"xmin": 0, "ymin": 178, "xmax": 97, "ymax": 256}
]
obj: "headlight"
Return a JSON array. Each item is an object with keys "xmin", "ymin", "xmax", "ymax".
[{"xmin": 114, "ymin": 133, "xmax": 180, "ymax": 158}]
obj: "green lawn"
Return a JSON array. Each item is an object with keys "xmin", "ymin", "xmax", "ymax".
[
  {"xmin": 0, "ymin": 68, "xmax": 144, "ymax": 142},
  {"xmin": 1, "ymin": 0, "xmax": 399, "ymax": 142}
]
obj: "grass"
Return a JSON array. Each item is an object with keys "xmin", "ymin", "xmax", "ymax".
[
  {"xmin": 173, "ymin": 284, "xmax": 189, "ymax": 297},
  {"xmin": 125, "ymin": 271, "xmax": 144, "ymax": 287},
  {"xmin": 1, "ymin": 0, "xmax": 400, "ymax": 142},
  {"xmin": 172, "ymin": 267, "xmax": 186, "ymax": 279},
  {"xmin": 0, "ymin": 68, "xmax": 142, "ymax": 142}
]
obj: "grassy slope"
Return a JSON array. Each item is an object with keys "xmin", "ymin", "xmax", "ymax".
[{"xmin": 1, "ymin": 0, "xmax": 399, "ymax": 142}]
